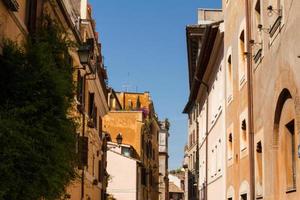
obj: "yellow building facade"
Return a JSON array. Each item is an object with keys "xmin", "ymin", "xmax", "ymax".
[
  {"xmin": 103, "ymin": 91, "xmax": 160, "ymax": 200},
  {"xmin": 0, "ymin": 1, "xmax": 109, "ymax": 199}
]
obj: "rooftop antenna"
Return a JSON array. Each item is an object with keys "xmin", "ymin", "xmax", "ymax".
[{"xmin": 122, "ymin": 72, "xmax": 131, "ymax": 92}]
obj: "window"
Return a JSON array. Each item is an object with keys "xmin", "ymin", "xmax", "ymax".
[
  {"xmin": 99, "ymin": 117, "xmax": 102, "ymax": 137},
  {"xmin": 77, "ymin": 71, "xmax": 84, "ymax": 104},
  {"xmin": 25, "ymin": 0, "xmax": 38, "ymax": 32},
  {"xmin": 254, "ymin": 0, "xmax": 263, "ymax": 64},
  {"xmin": 227, "ymin": 55, "xmax": 233, "ymax": 102},
  {"xmin": 228, "ymin": 133, "xmax": 233, "ymax": 160},
  {"xmin": 88, "ymin": 92, "xmax": 95, "ymax": 117},
  {"xmin": 240, "ymin": 119, "xmax": 247, "ymax": 152},
  {"xmin": 239, "ymin": 30, "xmax": 246, "ymax": 85},
  {"xmin": 241, "ymin": 194, "xmax": 247, "ymax": 200},
  {"xmin": 285, "ymin": 119, "xmax": 296, "ymax": 191},
  {"xmin": 93, "ymin": 106, "xmax": 97, "ymax": 129},
  {"xmin": 141, "ymin": 167, "xmax": 147, "ymax": 185},
  {"xmin": 255, "ymin": 0, "xmax": 262, "ymax": 27},
  {"xmin": 256, "ymin": 141, "xmax": 263, "ymax": 197},
  {"xmin": 121, "ymin": 147, "xmax": 133, "ymax": 158}
]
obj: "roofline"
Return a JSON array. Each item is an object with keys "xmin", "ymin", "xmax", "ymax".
[{"xmin": 183, "ymin": 21, "xmax": 223, "ymax": 114}]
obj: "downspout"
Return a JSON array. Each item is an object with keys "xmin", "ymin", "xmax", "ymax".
[
  {"xmin": 245, "ymin": 0, "xmax": 255, "ymax": 199},
  {"xmin": 81, "ymin": 73, "xmax": 87, "ymax": 200},
  {"xmin": 196, "ymin": 118, "xmax": 199, "ymax": 200},
  {"xmin": 194, "ymin": 81, "xmax": 209, "ymax": 200},
  {"xmin": 204, "ymin": 86, "xmax": 209, "ymax": 200},
  {"xmin": 81, "ymin": 71, "xmax": 93, "ymax": 200}
]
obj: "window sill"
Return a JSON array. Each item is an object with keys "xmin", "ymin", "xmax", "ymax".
[
  {"xmin": 286, "ymin": 187, "xmax": 296, "ymax": 194},
  {"xmin": 241, "ymin": 147, "xmax": 247, "ymax": 152}
]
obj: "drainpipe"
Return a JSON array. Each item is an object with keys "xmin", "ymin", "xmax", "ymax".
[
  {"xmin": 245, "ymin": 0, "xmax": 255, "ymax": 199},
  {"xmin": 204, "ymin": 84, "xmax": 209, "ymax": 200},
  {"xmin": 81, "ymin": 74, "xmax": 86, "ymax": 200},
  {"xmin": 195, "ymin": 81, "xmax": 209, "ymax": 200},
  {"xmin": 81, "ymin": 71, "xmax": 93, "ymax": 200},
  {"xmin": 196, "ymin": 118, "xmax": 199, "ymax": 200}
]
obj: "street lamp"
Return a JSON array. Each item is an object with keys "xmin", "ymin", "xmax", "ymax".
[
  {"xmin": 116, "ymin": 133, "xmax": 123, "ymax": 146},
  {"xmin": 77, "ymin": 39, "xmax": 95, "ymax": 74},
  {"xmin": 77, "ymin": 43, "xmax": 91, "ymax": 65}
]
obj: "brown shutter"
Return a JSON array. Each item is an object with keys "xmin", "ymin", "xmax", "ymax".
[
  {"xmin": 98, "ymin": 160, "xmax": 102, "ymax": 182},
  {"xmin": 78, "ymin": 136, "xmax": 88, "ymax": 169}
]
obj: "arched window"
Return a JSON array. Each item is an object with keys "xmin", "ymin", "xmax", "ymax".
[
  {"xmin": 228, "ymin": 133, "xmax": 233, "ymax": 161},
  {"xmin": 255, "ymin": 0, "xmax": 261, "ymax": 26},
  {"xmin": 256, "ymin": 140, "xmax": 263, "ymax": 197},
  {"xmin": 285, "ymin": 119, "xmax": 296, "ymax": 190},
  {"xmin": 239, "ymin": 181, "xmax": 250, "ymax": 200},
  {"xmin": 239, "ymin": 30, "xmax": 246, "ymax": 85},
  {"xmin": 254, "ymin": 0, "xmax": 263, "ymax": 45},
  {"xmin": 226, "ymin": 54, "xmax": 233, "ymax": 103},
  {"xmin": 274, "ymin": 89, "xmax": 296, "ymax": 193},
  {"xmin": 227, "ymin": 186, "xmax": 235, "ymax": 200}
]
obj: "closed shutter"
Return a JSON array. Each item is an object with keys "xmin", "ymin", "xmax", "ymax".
[{"xmin": 78, "ymin": 136, "xmax": 88, "ymax": 169}]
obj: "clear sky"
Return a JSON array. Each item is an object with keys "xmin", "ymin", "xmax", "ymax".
[{"xmin": 89, "ymin": 0, "xmax": 221, "ymax": 170}]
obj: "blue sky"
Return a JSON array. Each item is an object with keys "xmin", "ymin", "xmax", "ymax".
[{"xmin": 89, "ymin": 0, "xmax": 221, "ymax": 170}]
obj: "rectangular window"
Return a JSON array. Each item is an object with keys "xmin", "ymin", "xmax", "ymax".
[
  {"xmin": 241, "ymin": 194, "xmax": 247, "ymax": 200},
  {"xmin": 121, "ymin": 147, "xmax": 133, "ymax": 158},
  {"xmin": 141, "ymin": 167, "xmax": 147, "ymax": 185},
  {"xmin": 88, "ymin": 92, "xmax": 95, "ymax": 117},
  {"xmin": 78, "ymin": 136, "xmax": 88, "ymax": 168},
  {"xmin": 93, "ymin": 106, "xmax": 97, "ymax": 129},
  {"xmin": 77, "ymin": 71, "xmax": 84, "ymax": 104},
  {"xmin": 25, "ymin": 0, "xmax": 37, "ymax": 32},
  {"xmin": 99, "ymin": 116, "xmax": 102, "ymax": 137}
]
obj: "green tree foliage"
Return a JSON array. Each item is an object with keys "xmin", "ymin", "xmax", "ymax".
[{"xmin": 0, "ymin": 17, "xmax": 77, "ymax": 200}]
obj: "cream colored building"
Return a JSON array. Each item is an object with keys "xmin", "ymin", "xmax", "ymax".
[
  {"xmin": 159, "ymin": 120, "xmax": 170, "ymax": 200},
  {"xmin": 183, "ymin": 9, "xmax": 225, "ymax": 200},
  {"xmin": 223, "ymin": 0, "xmax": 300, "ymax": 200},
  {"xmin": 106, "ymin": 142, "xmax": 142, "ymax": 200}
]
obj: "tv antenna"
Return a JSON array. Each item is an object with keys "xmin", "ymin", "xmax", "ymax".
[{"xmin": 122, "ymin": 72, "xmax": 131, "ymax": 92}]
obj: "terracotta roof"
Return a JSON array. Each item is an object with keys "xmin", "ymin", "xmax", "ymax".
[{"xmin": 169, "ymin": 182, "xmax": 184, "ymax": 193}]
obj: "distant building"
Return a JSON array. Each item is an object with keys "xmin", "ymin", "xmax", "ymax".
[
  {"xmin": 103, "ymin": 91, "xmax": 160, "ymax": 200},
  {"xmin": 169, "ymin": 173, "xmax": 185, "ymax": 200},
  {"xmin": 183, "ymin": 8, "xmax": 224, "ymax": 200},
  {"xmin": 159, "ymin": 119, "xmax": 170, "ymax": 200},
  {"xmin": 106, "ymin": 142, "xmax": 142, "ymax": 200}
]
